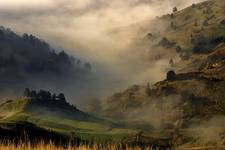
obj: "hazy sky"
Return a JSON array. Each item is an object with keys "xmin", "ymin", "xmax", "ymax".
[{"xmin": 0, "ymin": 0, "xmax": 205, "ymax": 105}]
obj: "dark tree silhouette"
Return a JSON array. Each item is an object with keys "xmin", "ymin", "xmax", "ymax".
[
  {"xmin": 167, "ymin": 70, "xmax": 176, "ymax": 81},
  {"xmin": 46, "ymin": 91, "xmax": 52, "ymax": 100},
  {"xmin": 84, "ymin": 63, "xmax": 92, "ymax": 71},
  {"xmin": 176, "ymin": 46, "xmax": 182, "ymax": 53},
  {"xmin": 220, "ymin": 19, "xmax": 225, "ymax": 26},
  {"xmin": 30, "ymin": 90, "xmax": 37, "ymax": 99},
  {"xmin": 37, "ymin": 90, "xmax": 51, "ymax": 100},
  {"xmin": 145, "ymin": 83, "xmax": 151, "ymax": 96},
  {"xmin": 203, "ymin": 20, "xmax": 209, "ymax": 26},
  {"xmin": 173, "ymin": 7, "xmax": 178, "ymax": 13},
  {"xmin": 52, "ymin": 94, "xmax": 57, "ymax": 101},
  {"xmin": 24, "ymin": 88, "xmax": 31, "ymax": 97},
  {"xmin": 57, "ymin": 93, "xmax": 66, "ymax": 102}
]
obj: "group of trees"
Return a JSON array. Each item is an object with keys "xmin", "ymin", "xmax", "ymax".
[{"xmin": 24, "ymin": 88, "xmax": 66, "ymax": 102}]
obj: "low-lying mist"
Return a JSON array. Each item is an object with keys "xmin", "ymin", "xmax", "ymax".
[{"xmin": 0, "ymin": 0, "xmax": 205, "ymax": 107}]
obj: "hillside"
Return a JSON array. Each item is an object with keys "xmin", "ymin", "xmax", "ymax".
[
  {"xmin": 143, "ymin": 0, "xmax": 225, "ymax": 57},
  {"xmin": 108, "ymin": 0, "xmax": 225, "ymax": 62},
  {"xmin": 84, "ymin": 0, "xmax": 225, "ymax": 146},
  {"xmin": 0, "ymin": 26, "xmax": 92, "ymax": 99},
  {"xmin": 88, "ymin": 44, "xmax": 225, "ymax": 146},
  {"xmin": 0, "ymin": 89, "xmax": 138, "ymax": 143}
]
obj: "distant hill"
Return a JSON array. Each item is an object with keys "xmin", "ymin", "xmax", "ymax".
[{"xmin": 0, "ymin": 26, "xmax": 92, "ymax": 98}]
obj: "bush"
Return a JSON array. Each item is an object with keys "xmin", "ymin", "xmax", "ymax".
[
  {"xmin": 176, "ymin": 46, "xmax": 182, "ymax": 53},
  {"xmin": 203, "ymin": 20, "xmax": 209, "ymax": 26},
  {"xmin": 220, "ymin": 19, "xmax": 225, "ymax": 26},
  {"xmin": 173, "ymin": 7, "xmax": 178, "ymax": 13},
  {"xmin": 159, "ymin": 37, "xmax": 175, "ymax": 48},
  {"xmin": 167, "ymin": 70, "xmax": 176, "ymax": 81},
  {"xmin": 192, "ymin": 36, "xmax": 225, "ymax": 53}
]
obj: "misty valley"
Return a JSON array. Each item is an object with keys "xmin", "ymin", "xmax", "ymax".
[{"xmin": 0, "ymin": 0, "xmax": 225, "ymax": 149}]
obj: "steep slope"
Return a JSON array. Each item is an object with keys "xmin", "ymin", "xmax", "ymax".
[
  {"xmin": 93, "ymin": 0, "xmax": 225, "ymax": 146},
  {"xmin": 108, "ymin": 0, "xmax": 225, "ymax": 62},
  {"xmin": 100, "ymin": 44, "xmax": 225, "ymax": 121},
  {"xmin": 142, "ymin": 0, "xmax": 225, "ymax": 58}
]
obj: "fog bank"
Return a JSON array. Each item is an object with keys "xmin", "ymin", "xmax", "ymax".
[{"xmin": 0, "ymin": 0, "xmax": 205, "ymax": 106}]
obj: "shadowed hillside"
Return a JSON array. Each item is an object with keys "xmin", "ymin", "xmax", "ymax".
[{"xmin": 0, "ymin": 26, "xmax": 92, "ymax": 99}]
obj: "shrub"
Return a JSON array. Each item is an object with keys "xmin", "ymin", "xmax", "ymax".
[
  {"xmin": 176, "ymin": 46, "xmax": 182, "ymax": 53},
  {"xmin": 167, "ymin": 70, "xmax": 176, "ymax": 81},
  {"xmin": 173, "ymin": 7, "xmax": 178, "ymax": 13},
  {"xmin": 203, "ymin": 20, "xmax": 209, "ymax": 26},
  {"xmin": 220, "ymin": 19, "xmax": 225, "ymax": 26}
]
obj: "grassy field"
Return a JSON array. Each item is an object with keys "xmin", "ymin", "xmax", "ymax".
[
  {"xmin": 0, "ymin": 98, "xmax": 139, "ymax": 144},
  {"xmin": 0, "ymin": 141, "xmax": 224, "ymax": 150},
  {"xmin": 0, "ymin": 142, "xmax": 146, "ymax": 150}
]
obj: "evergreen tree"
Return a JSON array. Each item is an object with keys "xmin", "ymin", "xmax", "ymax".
[
  {"xmin": 167, "ymin": 70, "xmax": 176, "ymax": 81},
  {"xmin": 145, "ymin": 83, "xmax": 151, "ymax": 96},
  {"xmin": 173, "ymin": 7, "xmax": 178, "ymax": 13},
  {"xmin": 52, "ymin": 94, "xmax": 57, "ymax": 101},
  {"xmin": 57, "ymin": 93, "xmax": 66, "ymax": 102},
  {"xmin": 24, "ymin": 88, "xmax": 31, "ymax": 97},
  {"xmin": 30, "ymin": 90, "xmax": 37, "ymax": 99}
]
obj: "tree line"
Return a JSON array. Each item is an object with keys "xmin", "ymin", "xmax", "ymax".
[{"xmin": 24, "ymin": 88, "xmax": 66, "ymax": 102}]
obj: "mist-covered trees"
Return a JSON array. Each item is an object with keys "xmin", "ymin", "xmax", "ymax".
[
  {"xmin": 173, "ymin": 7, "xmax": 178, "ymax": 13},
  {"xmin": 0, "ymin": 26, "xmax": 92, "ymax": 79},
  {"xmin": 23, "ymin": 88, "xmax": 68, "ymax": 103},
  {"xmin": 0, "ymin": 26, "xmax": 93, "ymax": 97}
]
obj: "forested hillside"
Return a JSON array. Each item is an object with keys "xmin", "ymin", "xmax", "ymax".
[{"xmin": 0, "ymin": 26, "xmax": 92, "ymax": 98}]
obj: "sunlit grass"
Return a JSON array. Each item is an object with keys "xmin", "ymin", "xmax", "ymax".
[{"xmin": 0, "ymin": 141, "xmax": 145, "ymax": 150}]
